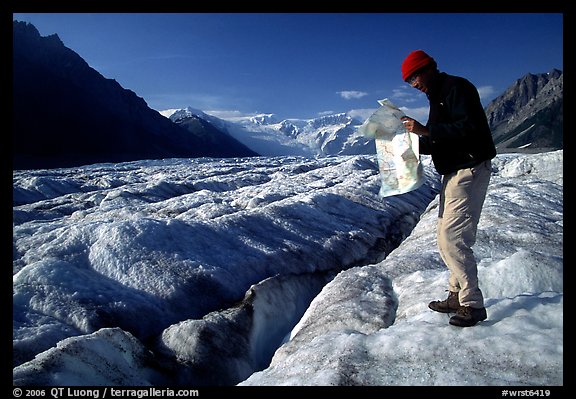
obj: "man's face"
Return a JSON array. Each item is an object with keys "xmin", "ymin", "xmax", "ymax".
[{"xmin": 407, "ymin": 68, "xmax": 433, "ymax": 94}]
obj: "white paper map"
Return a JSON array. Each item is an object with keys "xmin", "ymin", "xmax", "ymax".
[{"xmin": 358, "ymin": 99, "xmax": 424, "ymax": 197}]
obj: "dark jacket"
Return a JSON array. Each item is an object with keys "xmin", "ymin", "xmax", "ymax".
[{"xmin": 419, "ymin": 72, "xmax": 496, "ymax": 175}]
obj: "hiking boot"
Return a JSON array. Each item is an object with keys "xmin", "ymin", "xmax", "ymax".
[
  {"xmin": 428, "ymin": 291, "xmax": 460, "ymax": 313},
  {"xmin": 449, "ymin": 306, "xmax": 487, "ymax": 327}
]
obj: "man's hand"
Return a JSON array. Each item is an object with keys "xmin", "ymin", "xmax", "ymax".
[{"xmin": 401, "ymin": 116, "xmax": 429, "ymax": 137}]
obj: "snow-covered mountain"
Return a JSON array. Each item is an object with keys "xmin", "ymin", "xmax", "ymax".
[{"xmin": 163, "ymin": 107, "xmax": 375, "ymax": 157}]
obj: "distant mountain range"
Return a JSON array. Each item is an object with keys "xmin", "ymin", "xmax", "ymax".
[
  {"xmin": 165, "ymin": 108, "xmax": 375, "ymax": 158},
  {"xmin": 164, "ymin": 71, "xmax": 563, "ymax": 158},
  {"xmin": 13, "ymin": 20, "xmax": 562, "ymax": 169},
  {"xmin": 165, "ymin": 65, "xmax": 563, "ymax": 157}
]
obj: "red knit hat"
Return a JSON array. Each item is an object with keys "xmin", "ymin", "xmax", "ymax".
[{"xmin": 401, "ymin": 50, "xmax": 436, "ymax": 81}]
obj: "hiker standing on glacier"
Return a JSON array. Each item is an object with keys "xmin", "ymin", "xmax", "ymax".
[{"xmin": 400, "ymin": 50, "xmax": 497, "ymax": 327}]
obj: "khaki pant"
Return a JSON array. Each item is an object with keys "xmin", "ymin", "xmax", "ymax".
[{"xmin": 437, "ymin": 160, "xmax": 492, "ymax": 308}]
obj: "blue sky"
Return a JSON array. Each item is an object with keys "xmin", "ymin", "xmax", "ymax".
[{"xmin": 13, "ymin": 13, "xmax": 563, "ymax": 121}]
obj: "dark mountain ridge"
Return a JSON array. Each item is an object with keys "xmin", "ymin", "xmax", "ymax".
[
  {"xmin": 484, "ymin": 69, "xmax": 563, "ymax": 153},
  {"xmin": 12, "ymin": 21, "xmax": 257, "ymax": 170}
]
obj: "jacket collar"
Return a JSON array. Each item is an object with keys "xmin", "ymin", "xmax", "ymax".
[{"xmin": 427, "ymin": 71, "xmax": 448, "ymax": 101}]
